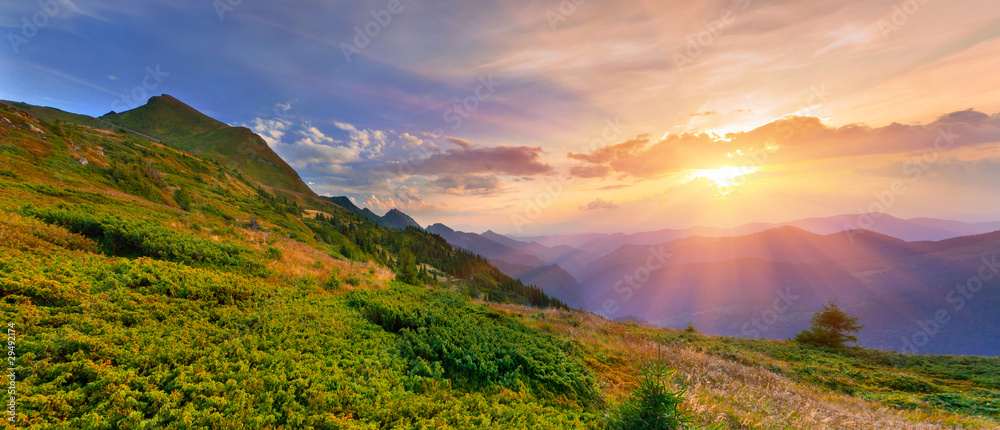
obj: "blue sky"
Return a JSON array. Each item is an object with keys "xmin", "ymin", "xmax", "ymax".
[{"xmin": 4, "ymin": 0, "xmax": 1000, "ymax": 234}]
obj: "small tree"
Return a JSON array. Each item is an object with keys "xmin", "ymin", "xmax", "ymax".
[
  {"xmin": 607, "ymin": 358, "xmax": 694, "ymax": 430},
  {"xmin": 398, "ymin": 249, "xmax": 418, "ymax": 285},
  {"xmin": 794, "ymin": 299, "xmax": 864, "ymax": 349}
]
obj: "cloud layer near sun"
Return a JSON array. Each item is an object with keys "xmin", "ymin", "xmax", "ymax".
[{"xmin": 567, "ymin": 110, "xmax": 1000, "ymax": 179}]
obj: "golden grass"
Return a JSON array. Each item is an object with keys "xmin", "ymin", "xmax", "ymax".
[
  {"xmin": 488, "ymin": 304, "xmax": 1000, "ymax": 429},
  {"xmin": 251, "ymin": 231, "xmax": 394, "ymax": 291}
]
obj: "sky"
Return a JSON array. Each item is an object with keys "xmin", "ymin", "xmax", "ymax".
[{"xmin": 2, "ymin": 0, "xmax": 1000, "ymax": 235}]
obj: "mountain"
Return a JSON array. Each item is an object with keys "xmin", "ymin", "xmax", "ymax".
[
  {"xmin": 381, "ymin": 208, "xmax": 420, "ymax": 230},
  {"xmin": 480, "ymin": 230, "xmax": 599, "ymax": 277},
  {"xmin": 426, "ymin": 224, "xmax": 587, "ymax": 303},
  {"xmin": 324, "ymin": 196, "xmax": 420, "ymax": 230},
  {"xmin": 576, "ymin": 226, "xmax": 1000, "ymax": 355},
  {"xmin": 578, "ymin": 226, "xmax": 925, "ymax": 280},
  {"xmin": 513, "ymin": 214, "xmax": 1000, "ymax": 255},
  {"xmin": 100, "ymin": 94, "xmax": 313, "ymax": 194},
  {"xmin": 488, "ymin": 260, "xmax": 584, "ymax": 308},
  {"xmin": 426, "ymin": 224, "xmax": 546, "ymax": 267},
  {"xmin": 323, "ymin": 196, "xmax": 382, "ymax": 224}
]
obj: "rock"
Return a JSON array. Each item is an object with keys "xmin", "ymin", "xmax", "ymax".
[{"xmin": 78, "ymin": 158, "xmax": 89, "ymax": 166}]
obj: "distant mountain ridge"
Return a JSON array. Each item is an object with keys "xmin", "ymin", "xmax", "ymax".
[
  {"xmin": 427, "ymin": 223, "xmax": 587, "ymax": 304},
  {"xmin": 573, "ymin": 225, "xmax": 1000, "ymax": 355},
  {"xmin": 324, "ymin": 196, "xmax": 420, "ymax": 230},
  {"xmin": 513, "ymin": 213, "xmax": 1000, "ymax": 254}
]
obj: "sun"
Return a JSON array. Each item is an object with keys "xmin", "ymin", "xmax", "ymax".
[{"xmin": 687, "ymin": 165, "xmax": 759, "ymax": 197}]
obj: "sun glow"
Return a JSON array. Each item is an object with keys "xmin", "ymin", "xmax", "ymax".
[{"xmin": 687, "ymin": 165, "xmax": 760, "ymax": 197}]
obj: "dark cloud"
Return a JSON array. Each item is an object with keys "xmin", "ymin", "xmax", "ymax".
[
  {"xmin": 389, "ymin": 145, "xmax": 553, "ymax": 176},
  {"xmin": 579, "ymin": 198, "xmax": 620, "ymax": 211},
  {"xmin": 431, "ymin": 174, "xmax": 503, "ymax": 195}
]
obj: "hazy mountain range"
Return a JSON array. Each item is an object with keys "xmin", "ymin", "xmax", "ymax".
[
  {"xmin": 513, "ymin": 214, "xmax": 1000, "ymax": 255},
  {"xmin": 420, "ymin": 221, "xmax": 1000, "ymax": 356}
]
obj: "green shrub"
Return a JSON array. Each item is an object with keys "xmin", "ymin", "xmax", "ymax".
[
  {"xmin": 606, "ymin": 360, "xmax": 695, "ymax": 430},
  {"xmin": 263, "ymin": 245, "xmax": 283, "ymax": 261},
  {"xmin": 22, "ymin": 207, "xmax": 267, "ymax": 275},
  {"xmin": 174, "ymin": 186, "xmax": 193, "ymax": 211},
  {"xmin": 346, "ymin": 285, "xmax": 597, "ymax": 403}
]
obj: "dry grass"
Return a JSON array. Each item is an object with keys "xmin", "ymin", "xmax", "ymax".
[
  {"xmin": 247, "ymin": 230, "xmax": 394, "ymax": 291},
  {"xmin": 489, "ymin": 304, "xmax": 1000, "ymax": 429}
]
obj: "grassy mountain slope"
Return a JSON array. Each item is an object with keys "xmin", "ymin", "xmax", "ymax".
[
  {"xmin": 2, "ymin": 102, "xmax": 999, "ymax": 428},
  {"xmin": 101, "ymin": 94, "xmax": 228, "ymax": 142},
  {"xmin": 99, "ymin": 94, "xmax": 313, "ymax": 195}
]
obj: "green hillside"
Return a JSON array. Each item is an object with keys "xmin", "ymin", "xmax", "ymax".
[
  {"xmin": 2, "ymin": 101, "xmax": 1000, "ymax": 429},
  {"xmin": 99, "ymin": 95, "xmax": 313, "ymax": 195},
  {"xmin": 101, "ymin": 94, "xmax": 228, "ymax": 142}
]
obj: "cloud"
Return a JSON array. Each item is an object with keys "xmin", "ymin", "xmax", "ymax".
[
  {"xmin": 690, "ymin": 111, "xmax": 718, "ymax": 117},
  {"xmin": 567, "ymin": 135, "xmax": 650, "ymax": 164},
  {"xmin": 242, "ymin": 104, "xmax": 555, "ymax": 215},
  {"xmin": 332, "ymin": 121, "xmax": 388, "ymax": 158},
  {"xmin": 568, "ymin": 164, "xmax": 611, "ymax": 178},
  {"xmin": 446, "ymin": 137, "xmax": 474, "ymax": 148},
  {"xmin": 431, "ymin": 174, "xmax": 503, "ymax": 195},
  {"xmin": 567, "ymin": 109, "xmax": 1000, "ymax": 179},
  {"xmin": 388, "ymin": 145, "xmax": 553, "ymax": 177},
  {"xmin": 579, "ymin": 198, "xmax": 619, "ymax": 211}
]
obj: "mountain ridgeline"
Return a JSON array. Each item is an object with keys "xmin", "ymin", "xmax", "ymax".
[{"xmin": 325, "ymin": 196, "xmax": 421, "ymax": 230}]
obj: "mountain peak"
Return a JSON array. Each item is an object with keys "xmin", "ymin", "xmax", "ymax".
[
  {"xmin": 102, "ymin": 94, "xmax": 227, "ymax": 143},
  {"xmin": 427, "ymin": 223, "xmax": 455, "ymax": 234},
  {"xmin": 101, "ymin": 95, "xmax": 312, "ymax": 195},
  {"xmin": 324, "ymin": 198, "xmax": 420, "ymax": 230}
]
